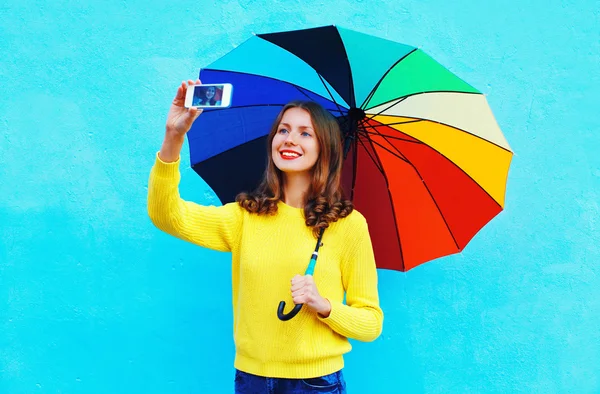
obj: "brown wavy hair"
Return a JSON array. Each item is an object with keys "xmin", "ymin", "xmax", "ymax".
[{"xmin": 236, "ymin": 101, "xmax": 353, "ymax": 237}]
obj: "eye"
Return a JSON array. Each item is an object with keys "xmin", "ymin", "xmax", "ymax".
[
  {"xmin": 301, "ymin": 131, "xmax": 312, "ymax": 137},
  {"xmin": 278, "ymin": 128, "xmax": 289, "ymax": 134}
]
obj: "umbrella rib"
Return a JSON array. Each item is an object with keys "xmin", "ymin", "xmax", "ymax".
[
  {"xmin": 356, "ymin": 134, "xmax": 385, "ymax": 174},
  {"xmin": 360, "ymin": 120, "xmax": 461, "ymax": 250},
  {"xmin": 226, "ymin": 103, "xmax": 285, "ymax": 110},
  {"xmin": 349, "ymin": 65, "xmax": 356, "ymax": 109},
  {"xmin": 363, "ymin": 106, "xmax": 512, "ymax": 154},
  {"xmin": 365, "ymin": 96, "xmax": 409, "ymax": 121},
  {"xmin": 415, "ymin": 173, "xmax": 460, "ymax": 250},
  {"xmin": 294, "ymin": 85, "xmax": 327, "ymax": 102},
  {"xmin": 365, "ymin": 90, "xmax": 482, "ymax": 113},
  {"xmin": 202, "ymin": 68, "xmax": 348, "ymax": 113},
  {"xmin": 358, "ymin": 119, "xmax": 411, "ymax": 161},
  {"xmin": 386, "ymin": 123, "xmax": 505, "ymax": 211},
  {"xmin": 358, "ymin": 131, "xmax": 410, "ymax": 164},
  {"xmin": 366, "ymin": 118, "xmax": 506, "ymax": 216},
  {"xmin": 330, "ymin": 26, "xmax": 355, "ymax": 108},
  {"xmin": 363, "ymin": 119, "xmax": 424, "ymax": 127},
  {"xmin": 316, "ymin": 73, "xmax": 346, "ymax": 117},
  {"xmin": 360, "ymin": 130, "xmax": 423, "ymax": 144},
  {"xmin": 360, "ymin": 121, "xmax": 425, "ymax": 144},
  {"xmin": 360, "ymin": 48, "xmax": 418, "ymax": 109},
  {"xmin": 347, "ymin": 49, "xmax": 356, "ymax": 109},
  {"xmin": 217, "ymin": 102, "xmax": 343, "ymax": 117},
  {"xmin": 350, "ymin": 136, "xmax": 358, "ymax": 200},
  {"xmin": 356, "ymin": 133, "xmax": 406, "ymax": 271},
  {"xmin": 227, "ymin": 102, "xmax": 344, "ymax": 116}
]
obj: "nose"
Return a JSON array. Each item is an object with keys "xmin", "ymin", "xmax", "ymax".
[{"xmin": 284, "ymin": 132, "xmax": 297, "ymax": 145}]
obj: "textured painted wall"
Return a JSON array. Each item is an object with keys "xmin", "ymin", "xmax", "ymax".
[{"xmin": 1, "ymin": 0, "xmax": 599, "ymax": 393}]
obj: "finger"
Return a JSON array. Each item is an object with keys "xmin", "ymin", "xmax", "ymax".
[
  {"xmin": 290, "ymin": 280, "xmax": 306, "ymax": 292},
  {"xmin": 174, "ymin": 81, "xmax": 186, "ymax": 101},
  {"xmin": 181, "ymin": 80, "xmax": 189, "ymax": 94},
  {"xmin": 292, "ymin": 294, "xmax": 306, "ymax": 305},
  {"xmin": 293, "ymin": 290, "xmax": 318, "ymax": 305},
  {"xmin": 293, "ymin": 280, "xmax": 316, "ymax": 296},
  {"xmin": 196, "ymin": 78, "xmax": 202, "ymax": 85},
  {"xmin": 291, "ymin": 280, "xmax": 305, "ymax": 291},
  {"xmin": 291, "ymin": 275, "xmax": 304, "ymax": 285},
  {"xmin": 291, "ymin": 287, "xmax": 307, "ymax": 297}
]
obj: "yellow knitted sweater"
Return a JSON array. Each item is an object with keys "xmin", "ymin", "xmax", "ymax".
[{"xmin": 147, "ymin": 154, "xmax": 383, "ymax": 379}]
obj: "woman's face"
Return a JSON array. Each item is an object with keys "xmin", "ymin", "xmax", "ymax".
[
  {"xmin": 205, "ymin": 87, "xmax": 216, "ymax": 99},
  {"xmin": 271, "ymin": 107, "xmax": 320, "ymax": 176}
]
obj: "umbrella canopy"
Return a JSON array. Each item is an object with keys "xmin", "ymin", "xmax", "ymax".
[{"xmin": 188, "ymin": 25, "xmax": 512, "ymax": 272}]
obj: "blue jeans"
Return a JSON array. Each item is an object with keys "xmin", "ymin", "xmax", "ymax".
[{"xmin": 234, "ymin": 369, "xmax": 346, "ymax": 393}]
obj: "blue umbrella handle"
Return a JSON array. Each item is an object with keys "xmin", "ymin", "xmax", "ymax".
[{"xmin": 277, "ymin": 255, "xmax": 317, "ymax": 321}]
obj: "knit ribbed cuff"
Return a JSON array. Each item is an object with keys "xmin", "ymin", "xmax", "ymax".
[
  {"xmin": 318, "ymin": 299, "xmax": 382, "ymax": 342},
  {"xmin": 318, "ymin": 299, "xmax": 341, "ymax": 322},
  {"xmin": 153, "ymin": 152, "xmax": 181, "ymax": 179}
]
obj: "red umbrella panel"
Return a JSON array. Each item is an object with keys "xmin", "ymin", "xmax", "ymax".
[{"xmin": 343, "ymin": 114, "xmax": 511, "ymax": 271}]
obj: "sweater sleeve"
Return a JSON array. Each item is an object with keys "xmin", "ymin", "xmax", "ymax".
[
  {"xmin": 318, "ymin": 214, "xmax": 384, "ymax": 342},
  {"xmin": 147, "ymin": 153, "xmax": 243, "ymax": 252}
]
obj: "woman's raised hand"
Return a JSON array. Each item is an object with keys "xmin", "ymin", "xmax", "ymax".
[
  {"xmin": 166, "ymin": 79, "xmax": 203, "ymax": 137},
  {"xmin": 159, "ymin": 80, "xmax": 202, "ymax": 163}
]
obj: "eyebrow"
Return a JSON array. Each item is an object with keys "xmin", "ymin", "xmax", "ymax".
[{"xmin": 279, "ymin": 122, "xmax": 314, "ymax": 130}]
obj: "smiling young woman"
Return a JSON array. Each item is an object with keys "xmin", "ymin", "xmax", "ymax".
[
  {"xmin": 237, "ymin": 101, "xmax": 354, "ymax": 239},
  {"xmin": 148, "ymin": 81, "xmax": 383, "ymax": 393}
]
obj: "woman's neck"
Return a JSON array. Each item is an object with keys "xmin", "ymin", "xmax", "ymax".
[{"xmin": 282, "ymin": 172, "xmax": 311, "ymax": 208}]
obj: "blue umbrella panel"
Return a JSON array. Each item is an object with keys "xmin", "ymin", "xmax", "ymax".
[{"xmin": 188, "ymin": 69, "xmax": 346, "ymax": 204}]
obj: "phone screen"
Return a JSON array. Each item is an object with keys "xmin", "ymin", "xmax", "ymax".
[{"xmin": 192, "ymin": 85, "xmax": 226, "ymax": 107}]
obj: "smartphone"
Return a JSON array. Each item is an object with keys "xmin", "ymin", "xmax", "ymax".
[{"xmin": 185, "ymin": 83, "xmax": 233, "ymax": 109}]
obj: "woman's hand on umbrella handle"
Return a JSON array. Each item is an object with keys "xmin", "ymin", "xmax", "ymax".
[
  {"xmin": 291, "ymin": 275, "xmax": 331, "ymax": 317},
  {"xmin": 277, "ymin": 275, "xmax": 331, "ymax": 321},
  {"xmin": 160, "ymin": 80, "xmax": 203, "ymax": 162}
]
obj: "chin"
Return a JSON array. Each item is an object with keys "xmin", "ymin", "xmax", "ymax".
[
  {"xmin": 276, "ymin": 164, "xmax": 298, "ymax": 173},
  {"xmin": 275, "ymin": 163, "xmax": 306, "ymax": 174}
]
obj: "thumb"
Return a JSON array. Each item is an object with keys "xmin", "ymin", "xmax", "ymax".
[
  {"xmin": 184, "ymin": 107, "xmax": 202, "ymax": 126},
  {"xmin": 190, "ymin": 107, "xmax": 203, "ymax": 121}
]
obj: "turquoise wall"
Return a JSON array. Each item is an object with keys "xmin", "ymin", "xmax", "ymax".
[{"xmin": 2, "ymin": 0, "xmax": 599, "ymax": 393}]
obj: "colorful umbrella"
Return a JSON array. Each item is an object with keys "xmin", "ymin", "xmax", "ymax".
[{"xmin": 188, "ymin": 25, "xmax": 512, "ymax": 272}]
